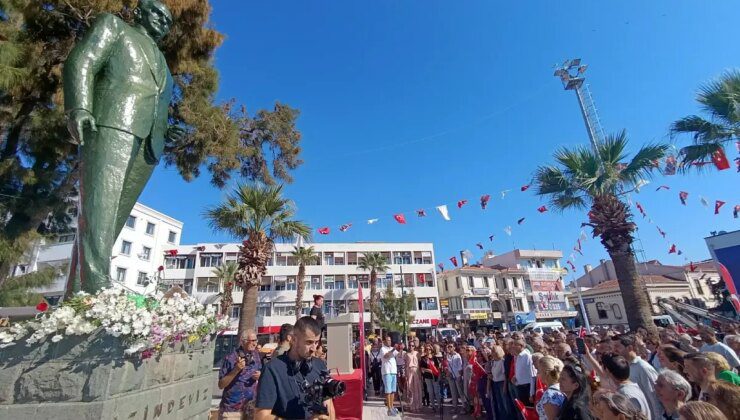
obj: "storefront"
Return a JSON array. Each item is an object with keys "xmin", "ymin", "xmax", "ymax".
[{"xmin": 410, "ymin": 316, "xmax": 440, "ymax": 341}]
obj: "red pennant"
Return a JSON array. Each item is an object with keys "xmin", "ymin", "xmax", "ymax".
[
  {"xmin": 438, "ymin": 263, "xmax": 444, "ymax": 271},
  {"xmin": 196, "ymin": 246, "xmax": 206, "ymax": 251},
  {"xmin": 573, "ymin": 246, "xmax": 583, "ymax": 256},
  {"xmin": 579, "ymin": 326, "xmax": 586, "ymax": 338},
  {"xmin": 476, "ymin": 243, "xmax": 483, "ymax": 250},
  {"xmin": 339, "ymin": 223, "xmax": 352, "ymax": 232},
  {"xmin": 657, "ymin": 226, "xmax": 666, "ymax": 238},
  {"xmin": 676, "ymin": 324, "xmax": 686, "ymax": 334},
  {"xmin": 36, "ymin": 300, "xmax": 49, "ymax": 312},
  {"xmin": 416, "ymin": 209, "xmax": 426, "ymax": 217},
  {"xmin": 517, "ymin": 217, "xmax": 526, "ymax": 225},
  {"xmin": 318, "ymin": 227, "xmax": 330, "ymax": 235},
  {"xmin": 489, "ymin": 235, "xmax": 494, "ymax": 242},
  {"xmin": 734, "ymin": 205, "xmax": 740, "ymax": 219},
  {"xmin": 679, "ymin": 191, "xmax": 688, "ymax": 205},
  {"xmin": 689, "ymin": 262, "xmax": 697, "ymax": 272},
  {"xmin": 520, "ymin": 184, "xmax": 530, "ymax": 192},
  {"xmin": 655, "ymin": 185, "xmax": 670, "ymax": 191},
  {"xmin": 394, "ymin": 214, "xmax": 407, "ymax": 224},
  {"xmin": 167, "ymin": 249, "xmax": 178, "ymax": 256},
  {"xmin": 450, "ymin": 256, "xmax": 458, "ymax": 267},
  {"xmin": 712, "ymin": 148, "xmax": 730, "ymax": 170},
  {"xmin": 715, "ymin": 200, "xmax": 726, "ymax": 215},
  {"xmin": 537, "ymin": 205, "xmax": 548, "ymax": 213},
  {"xmin": 577, "ymin": 239, "xmax": 582, "ymax": 251},
  {"xmin": 567, "ymin": 260, "xmax": 576, "ymax": 271},
  {"xmin": 636, "ymin": 202, "xmax": 646, "ymax": 217},
  {"xmin": 457, "ymin": 200, "xmax": 468, "ymax": 209},
  {"xmin": 480, "ymin": 194, "xmax": 491, "ymax": 209},
  {"xmin": 668, "ymin": 244, "xmax": 676, "ymax": 254},
  {"xmin": 664, "ymin": 156, "xmax": 677, "ymax": 175}
]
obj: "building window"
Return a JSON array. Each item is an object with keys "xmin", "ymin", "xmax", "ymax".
[
  {"xmin": 324, "ymin": 252, "xmax": 335, "ymax": 266},
  {"xmin": 305, "ymin": 276, "xmax": 322, "ymax": 290},
  {"xmin": 259, "ymin": 276, "xmax": 272, "ymax": 291},
  {"xmin": 140, "ymin": 246, "xmax": 151, "ymax": 261},
  {"xmin": 145, "ymin": 222, "xmax": 155, "ymax": 235},
  {"xmin": 324, "ymin": 275, "xmax": 335, "ymax": 290},
  {"xmin": 333, "ymin": 252, "xmax": 345, "ymax": 265},
  {"xmin": 413, "ymin": 251, "xmax": 433, "ymax": 264},
  {"xmin": 165, "ymin": 256, "xmax": 195, "ymax": 269},
  {"xmin": 358, "ymin": 274, "xmax": 369, "ymax": 289},
  {"xmin": 695, "ymin": 279, "xmax": 705, "ymax": 295},
  {"xmin": 199, "ymin": 253, "xmax": 223, "ymax": 267},
  {"xmin": 505, "ymin": 300, "xmax": 512, "ymax": 312},
  {"xmin": 334, "ymin": 275, "xmax": 346, "ymax": 290},
  {"xmin": 230, "ymin": 305, "xmax": 240, "ymax": 319},
  {"xmin": 301, "ymin": 302, "xmax": 312, "ymax": 316},
  {"xmin": 196, "ymin": 277, "xmax": 219, "ymax": 293},
  {"xmin": 348, "ymin": 300, "xmax": 359, "ymax": 313},
  {"xmin": 483, "ymin": 276, "xmax": 490, "ymax": 288},
  {"xmin": 464, "ymin": 297, "xmax": 491, "ymax": 310},
  {"xmin": 120, "ymin": 240, "xmax": 132, "ymax": 255},
  {"xmin": 348, "ymin": 275, "xmax": 358, "ymax": 289},
  {"xmin": 273, "ymin": 303, "xmax": 295, "ymax": 317},
  {"xmin": 612, "ymin": 304, "xmax": 623, "ymax": 319},
  {"xmin": 596, "ymin": 303, "xmax": 608, "ymax": 319},
  {"xmin": 115, "ymin": 267, "xmax": 127, "ymax": 282},
  {"xmin": 468, "ymin": 276, "xmax": 475, "ymax": 288},
  {"xmin": 515, "ymin": 299, "xmax": 524, "ymax": 311},
  {"xmin": 168, "ymin": 231, "xmax": 177, "ymax": 243},
  {"xmin": 512, "ymin": 278, "xmax": 519, "ymax": 288},
  {"xmin": 58, "ymin": 233, "xmax": 75, "ymax": 243},
  {"xmin": 274, "ymin": 276, "xmax": 288, "ymax": 291},
  {"xmin": 256, "ymin": 303, "xmax": 271, "ymax": 317},
  {"xmin": 444, "ymin": 279, "xmax": 448, "ymax": 291},
  {"xmin": 456, "ymin": 277, "xmax": 461, "ymax": 289},
  {"xmin": 225, "ymin": 252, "xmax": 238, "ymax": 262},
  {"xmin": 125, "ymin": 215, "xmax": 136, "ymax": 229},
  {"xmin": 523, "ymin": 279, "xmax": 532, "ymax": 291},
  {"xmin": 417, "ymin": 298, "xmax": 438, "ymax": 311},
  {"xmin": 137, "ymin": 272, "xmax": 148, "ymax": 286}
]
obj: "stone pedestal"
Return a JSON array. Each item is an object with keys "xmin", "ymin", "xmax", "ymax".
[
  {"xmin": 0, "ymin": 330, "xmax": 215, "ymax": 419},
  {"xmin": 326, "ymin": 313, "xmax": 354, "ymax": 374}
]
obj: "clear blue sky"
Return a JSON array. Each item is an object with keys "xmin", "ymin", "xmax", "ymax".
[{"xmin": 140, "ymin": 0, "xmax": 739, "ymax": 274}]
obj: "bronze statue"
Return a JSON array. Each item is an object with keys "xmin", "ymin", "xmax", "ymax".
[{"xmin": 63, "ymin": 0, "xmax": 184, "ymax": 293}]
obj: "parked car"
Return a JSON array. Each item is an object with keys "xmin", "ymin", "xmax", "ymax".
[
  {"xmin": 434, "ymin": 327, "xmax": 460, "ymax": 342},
  {"xmin": 521, "ymin": 321, "xmax": 565, "ymax": 334}
]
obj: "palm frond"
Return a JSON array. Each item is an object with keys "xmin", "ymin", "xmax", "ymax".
[
  {"xmin": 597, "ymin": 131, "xmax": 629, "ymax": 168},
  {"xmin": 534, "ymin": 166, "xmax": 572, "ymax": 196},
  {"xmin": 619, "ymin": 143, "xmax": 669, "ymax": 186},
  {"xmin": 678, "ymin": 143, "xmax": 721, "ymax": 172},
  {"xmin": 696, "ymin": 70, "xmax": 740, "ymax": 125},
  {"xmin": 670, "ymin": 115, "xmax": 734, "ymax": 143}
]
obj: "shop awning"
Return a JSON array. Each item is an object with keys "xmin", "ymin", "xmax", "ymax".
[{"xmin": 258, "ymin": 326, "xmax": 281, "ymax": 334}]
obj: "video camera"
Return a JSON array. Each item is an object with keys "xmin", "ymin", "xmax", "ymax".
[{"xmin": 301, "ymin": 371, "xmax": 346, "ymax": 416}]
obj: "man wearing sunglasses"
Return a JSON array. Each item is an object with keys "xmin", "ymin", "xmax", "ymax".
[{"xmin": 218, "ymin": 331, "xmax": 263, "ymax": 419}]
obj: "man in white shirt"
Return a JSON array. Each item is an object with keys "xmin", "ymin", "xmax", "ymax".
[
  {"xmin": 698, "ymin": 326, "xmax": 740, "ymax": 369},
  {"xmin": 381, "ymin": 336, "xmax": 399, "ymax": 417},
  {"xmin": 613, "ymin": 334, "xmax": 663, "ymax": 420},
  {"xmin": 512, "ymin": 339, "xmax": 537, "ymax": 407},
  {"xmin": 394, "ymin": 342, "xmax": 406, "ymax": 396},
  {"xmin": 445, "ymin": 343, "xmax": 467, "ymax": 413},
  {"xmin": 602, "ymin": 353, "xmax": 653, "ymax": 420}
]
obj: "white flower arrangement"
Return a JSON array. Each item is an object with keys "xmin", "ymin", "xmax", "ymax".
[{"xmin": 0, "ymin": 285, "xmax": 230, "ymax": 357}]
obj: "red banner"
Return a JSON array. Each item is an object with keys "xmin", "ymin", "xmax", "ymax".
[
  {"xmin": 531, "ymin": 280, "xmax": 563, "ymax": 292},
  {"xmin": 358, "ymin": 286, "xmax": 366, "ymax": 396}
]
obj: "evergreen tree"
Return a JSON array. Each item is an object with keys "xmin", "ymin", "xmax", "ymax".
[
  {"xmin": 374, "ymin": 283, "xmax": 415, "ymax": 334},
  {"xmin": 0, "ymin": 1, "xmax": 303, "ymax": 286}
]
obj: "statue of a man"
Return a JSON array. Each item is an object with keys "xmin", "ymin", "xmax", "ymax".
[{"xmin": 63, "ymin": 0, "xmax": 184, "ymax": 293}]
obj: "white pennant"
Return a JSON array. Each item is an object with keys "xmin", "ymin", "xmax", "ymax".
[
  {"xmin": 367, "ymin": 219, "xmax": 379, "ymax": 224},
  {"xmin": 436, "ymin": 205, "xmax": 451, "ymax": 221},
  {"xmin": 700, "ymin": 196, "xmax": 709, "ymax": 207},
  {"xmin": 501, "ymin": 190, "xmax": 511, "ymax": 199},
  {"xmin": 504, "ymin": 226, "xmax": 512, "ymax": 236}
]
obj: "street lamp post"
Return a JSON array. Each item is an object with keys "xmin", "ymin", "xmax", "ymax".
[{"xmin": 400, "ymin": 264, "xmax": 407, "ymax": 347}]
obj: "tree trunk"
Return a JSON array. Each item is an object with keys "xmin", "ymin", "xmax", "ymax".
[
  {"xmin": 295, "ymin": 264, "xmax": 305, "ymax": 321},
  {"xmin": 369, "ymin": 270, "xmax": 377, "ymax": 333},
  {"xmin": 220, "ymin": 281, "xmax": 233, "ymax": 316},
  {"xmin": 239, "ymin": 284, "xmax": 258, "ymax": 341},
  {"xmin": 608, "ymin": 248, "xmax": 656, "ymax": 333},
  {"xmin": 235, "ymin": 233, "xmax": 271, "ymax": 341}
]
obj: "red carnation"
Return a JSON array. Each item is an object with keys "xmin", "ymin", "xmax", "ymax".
[
  {"xmin": 36, "ymin": 300, "xmax": 49, "ymax": 312},
  {"xmin": 158, "ymin": 265, "xmax": 164, "ymax": 272}
]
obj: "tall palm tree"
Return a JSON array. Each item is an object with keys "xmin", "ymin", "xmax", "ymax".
[
  {"xmin": 358, "ymin": 252, "xmax": 390, "ymax": 332},
  {"xmin": 671, "ymin": 71, "xmax": 740, "ymax": 168},
  {"xmin": 291, "ymin": 245, "xmax": 318, "ymax": 321},
  {"xmin": 212, "ymin": 261, "xmax": 238, "ymax": 316},
  {"xmin": 204, "ymin": 184, "xmax": 311, "ymax": 340},
  {"xmin": 535, "ymin": 131, "xmax": 668, "ymax": 333}
]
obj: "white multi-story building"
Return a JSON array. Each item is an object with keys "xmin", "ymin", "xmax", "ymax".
[
  {"xmin": 162, "ymin": 242, "xmax": 442, "ymax": 336},
  {"xmin": 11, "ymin": 202, "xmax": 183, "ymax": 303}
]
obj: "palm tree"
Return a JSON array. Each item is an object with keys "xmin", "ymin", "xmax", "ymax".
[
  {"xmin": 671, "ymin": 71, "xmax": 740, "ymax": 168},
  {"xmin": 291, "ymin": 245, "xmax": 318, "ymax": 321},
  {"xmin": 212, "ymin": 261, "xmax": 238, "ymax": 316},
  {"xmin": 358, "ymin": 252, "xmax": 390, "ymax": 332},
  {"xmin": 204, "ymin": 184, "xmax": 311, "ymax": 340},
  {"xmin": 534, "ymin": 131, "xmax": 668, "ymax": 333}
]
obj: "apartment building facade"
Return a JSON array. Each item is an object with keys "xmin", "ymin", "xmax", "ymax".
[
  {"xmin": 161, "ymin": 242, "xmax": 442, "ymax": 335},
  {"xmin": 11, "ymin": 202, "xmax": 183, "ymax": 303}
]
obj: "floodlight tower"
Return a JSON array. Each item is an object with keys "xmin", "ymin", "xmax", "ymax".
[{"xmin": 553, "ymin": 59, "xmax": 606, "ymax": 153}]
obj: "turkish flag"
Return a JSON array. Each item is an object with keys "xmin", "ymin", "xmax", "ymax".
[
  {"xmin": 394, "ymin": 214, "xmax": 407, "ymax": 224},
  {"xmin": 579, "ymin": 326, "xmax": 586, "ymax": 338},
  {"xmin": 457, "ymin": 200, "xmax": 468, "ymax": 209},
  {"xmin": 450, "ymin": 256, "xmax": 458, "ymax": 267},
  {"xmin": 318, "ymin": 227, "xmax": 330, "ymax": 235},
  {"xmin": 537, "ymin": 206, "xmax": 548, "ymax": 213},
  {"xmin": 168, "ymin": 249, "xmax": 178, "ymax": 256},
  {"xmin": 480, "ymin": 194, "xmax": 491, "ymax": 209},
  {"xmin": 712, "ymin": 148, "xmax": 730, "ymax": 170},
  {"xmin": 715, "ymin": 200, "xmax": 726, "ymax": 215},
  {"xmin": 668, "ymin": 244, "xmax": 676, "ymax": 254},
  {"xmin": 521, "ymin": 184, "xmax": 530, "ymax": 192},
  {"xmin": 679, "ymin": 191, "xmax": 688, "ymax": 205},
  {"xmin": 689, "ymin": 262, "xmax": 697, "ymax": 272},
  {"xmin": 438, "ymin": 263, "xmax": 444, "ymax": 271}
]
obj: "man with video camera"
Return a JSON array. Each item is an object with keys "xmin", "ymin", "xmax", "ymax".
[{"xmin": 255, "ymin": 316, "xmax": 339, "ymax": 420}]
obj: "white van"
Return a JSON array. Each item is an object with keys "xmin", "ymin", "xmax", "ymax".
[
  {"xmin": 521, "ymin": 321, "xmax": 565, "ymax": 334},
  {"xmin": 434, "ymin": 327, "xmax": 460, "ymax": 342},
  {"xmin": 652, "ymin": 315, "xmax": 675, "ymax": 328}
]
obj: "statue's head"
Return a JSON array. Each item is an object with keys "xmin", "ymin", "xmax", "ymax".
[{"xmin": 134, "ymin": 0, "xmax": 173, "ymax": 42}]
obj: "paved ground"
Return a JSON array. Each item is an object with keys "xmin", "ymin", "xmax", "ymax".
[{"xmin": 362, "ymin": 394, "xmax": 474, "ymax": 419}]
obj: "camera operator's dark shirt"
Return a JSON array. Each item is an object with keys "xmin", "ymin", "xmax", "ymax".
[{"xmin": 255, "ymin": 353, "xmax": 328, "ymax": 419}]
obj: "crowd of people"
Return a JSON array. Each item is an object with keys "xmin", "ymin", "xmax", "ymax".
[{"xmin": 356, "ymin": 322, "xmax": 740, "ymax": 419}]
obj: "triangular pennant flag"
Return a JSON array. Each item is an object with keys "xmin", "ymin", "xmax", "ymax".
[
  {"xmin": 567, "ymin": 260, "xmax": 576, "ymax": 271},
  {"xmin": 520, "ymin": 184, "xmax": 530, "ymax": 192},
  {"xmin": 734, "ymin": 205, "xmax": 740, "ymax": 219},
  {"xmin": 635, "ymin": 202, "xmax": 646, "ymax": 217},
  {"xmin": 579, "ymin": 231, "xmax": 588, "ymax": 241},
  {"xmin": 436, "ymin": 205, "xmax": 451, "ymax": 221},
  {"xmin": 668, "ymin": 244, "xmax": 676, "ymax": 254},
  {"xmin": 339, "ymin": 223, "xmax": 352, "ymax": 232},
  {"xmin": 438, "ymin": 263, "xmax": 444, "ymax": 271},
  {"xmin": 573, "ymin": 246, "xmax": 583, "ymax": 256},
  {"xmin": 700, "ymin": 196, "xmax": 709, "ymax": 207},
  {"xmin": 655, "ymin": 185, "xmax": 670, "ymax": 191},
  {"xmin": 504, "ymin": 226, "xmax": 512, "ymax": 236},
  {"xmin": 501, "ymin": 190, "xmax": 510, "ymax": 199},
  {"xmin": 577, "ymin": 239, "xmax": 582, "ymax": 251},
  {"xmin": 679, "ymin": 191, "xmax": 688, "ymax": 205},
  {"xmin": 480, "ymin": 194, "xmax": 491, "ymax": 209},
  {"xmin": 677, "ymin": 250, "xmax": 683, "ymax": 256},
  {"xmin": 579, "ymin": 326, "xmax": 586, "ymax": 338},
  {"xmin": 367, "ymin": 219, "xmax": 379, "ymax": 224},
  {"xmin": 689, "ymin": 262, "xmax": 697, "ymax": 272},
  {"xmin": 476, "ymin": 243, "xmax": 483, "ymax": 250},
  {"xmin": 517, "ymin": 217, "xmax": 526, "ymax": 225},
  {"xmin": 416, "ymin": 209, "xmax": 426, "ymax": 217},
  {"xmin": 457, "ymin": 200, "xmax": 468, "ymax": 209},
  {"xmin": 736, "ymin": 157, "xmax": 740, "ymax": 172},
  {"xmin": 450, "ymin": 256, "xmax": 458, "ymax": 267},
  {"xmin": 664, "ymin": 155, "xmax": 677, "ymax": 175},
  {"xmin": 394, "ymin": 214, "xmax": 407, "ymax": 224},
  {"xmin": 318, "ymin": 227, "xmax": 330, "ymax": 235},
  {"xmin": 569, "ymin": 253, "xmax": 576, "ymax": 261},
  {"xmin": 537, "ymin": 205, "xmax": 548, "ymax": 213},
  {"xmin": 714, "ymin": 200, "xmax": 726, "ymax": 215},
  {"xmin": 712, "ymin": 148, "xmax": 730, "ymax": 170},
  {"xmin": 657, "ymin": 226, "xmax": 666, "ymax": 238},
  {"xmin": 489, "ymin": 235, "xmax": 494, "ymax": 242}
]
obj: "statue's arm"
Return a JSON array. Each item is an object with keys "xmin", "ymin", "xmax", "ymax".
[{"xmin": 63, "ymin": 13, "xmax": 122, "ymax": 114}]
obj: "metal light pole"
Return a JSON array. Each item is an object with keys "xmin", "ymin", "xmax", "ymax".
[
  {"xmin": 553, "ymin": 58, "xmax": 605, "ymax": 155},
  {"xmin": 400, "ymin": 264, "xmax": 407, "ymax": 347},
  {"xmin": 571, "ymin": 277, "xmax": 592, "ymax": 333}
]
